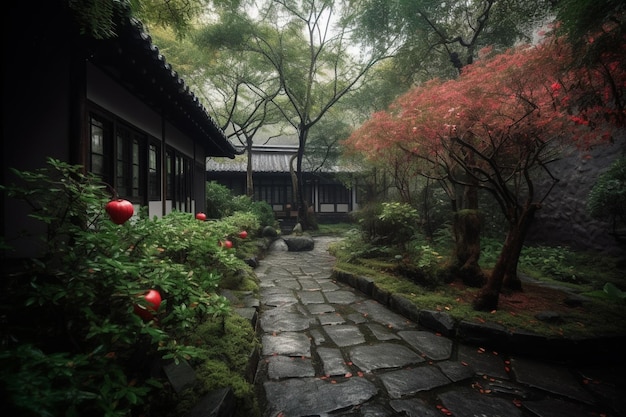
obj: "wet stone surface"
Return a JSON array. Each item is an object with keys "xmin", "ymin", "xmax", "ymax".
[
  {"xmin": 349, "ymin": 343, "xmax": 424, "ymax": 372},
  {"xmin": 253, "ymin": 236, "xmax": 625, "ymax": 417}
]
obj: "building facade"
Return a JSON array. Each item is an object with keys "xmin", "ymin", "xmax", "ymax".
[
  {"xmin": 2, "ymin": 3, "xmax": 238, "ymax": 259},
  {"xmin": 206, "ymin": 146, "xmax": 359, "ymax": 223}
]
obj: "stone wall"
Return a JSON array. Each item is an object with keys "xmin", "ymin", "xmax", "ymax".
[{"xmin": 526, "ymin": 139, "xmax": 625, "ymax": 256}]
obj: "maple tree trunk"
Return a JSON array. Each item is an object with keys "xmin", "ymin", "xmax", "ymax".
[
  {"xmin": 473, "ymin": 204, "xmax": 539, "ymax": 311},
  {"xmin": 452, "ymin": 209, "xmax": 486, "ymax": 287}
]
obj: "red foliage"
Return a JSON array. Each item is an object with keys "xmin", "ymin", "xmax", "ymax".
[{"xmin": 345, "ymin": 33, "xmax": 624, "ymax": 169}]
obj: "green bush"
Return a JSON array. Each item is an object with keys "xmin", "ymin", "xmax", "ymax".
[
  {"xmin": 0, "ymin": 159, "xmax": 261, "ymax": 417},
  {"xmin": 353, "ymin": 202, "xmax": 420, "ymax": 247},
  {"xmin": 205, "ymin": 181, "xmax": 276, "ymax": 230}
]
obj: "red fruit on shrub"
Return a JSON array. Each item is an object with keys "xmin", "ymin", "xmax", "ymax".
[
  {"xmin": 133, "ymin": 289, "xmax": 162, "ymax": 321},
  {"xmin": 105, "ymin": 199, "xmax": 134, "ymax": 225}
]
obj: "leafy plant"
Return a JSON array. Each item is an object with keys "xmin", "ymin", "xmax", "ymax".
[
  {"xmin": 517, "ymin": 245, "xmax": 587, "ymax": 284},
  {"xmin": 588, "ymin": 156, "xmax": 626, "ymax": 240},
  {"xmin": 353, "ymin": 202, "xmax": 420, "ymax": 247},
  {"xmin": 205, "ymin": 181, "xmax": 276, "ymax": 229},
  {"xmin": 0, "ymin": 159, "xmax": 261, "ymax": 417}
]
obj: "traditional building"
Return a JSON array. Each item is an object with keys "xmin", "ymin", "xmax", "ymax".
[
  {"xmin": 2, "ymin": 3, "xmax": 238, "ymax": 258},
  {"xmin": 206, "ymin": 145, "xmax": 359, "ymax": 224}
]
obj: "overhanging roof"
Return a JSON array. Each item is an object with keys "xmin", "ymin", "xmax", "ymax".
[{"xmin": 85, "ymin": 15, "xmax": 239, "ymax": 159}]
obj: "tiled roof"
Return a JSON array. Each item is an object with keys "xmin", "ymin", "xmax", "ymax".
[
  {"xmin": 207, "ymin": 146, "xmax": 359, "ymax": 173},
  {"xmin": 85, "ymin": 14, "xmax": 239, "ymax": 158}
]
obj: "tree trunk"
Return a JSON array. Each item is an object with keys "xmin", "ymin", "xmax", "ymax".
[
  {"xmin": 473, "ymin": 203, "xmax": 540, "ymax": 311},
  {"xmin": 296, "ymin": 133, "xmax": 310, "ymax": 230},
  {"xmin": 503, "ymin": 203, "xmax": 539, "ymax": 290},
  {"xmin": 246, "ymin": 140, "xmax": 254, "ymax": 198},
  {"xmin": 452, "ymin": 209, "xmax": 486, "ymax": 287}
]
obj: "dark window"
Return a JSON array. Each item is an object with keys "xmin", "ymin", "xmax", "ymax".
[
  {"xmin": 166, "ymin": 147, "xmax": 194, "ymax": 211},
  {"xmin": 148, "ymin": 143, "xmax": 161, "ymax": 199},
  {"xmin": 115, "ymin": 124, "xmax": 145, "ymax": 200},
  {"xmin": 89, "ymin": 115, "xmax": 112, "ymax": 181},
  {"xmin": 89, "ymin": 111, "xmax": 155, "ymax": 204},
  {"xmin": 320, "ymin": 184, "xmax": 349, "ymax": 204}
]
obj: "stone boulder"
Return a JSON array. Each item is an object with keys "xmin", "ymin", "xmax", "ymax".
[
  {"xmin": 269, "ymin": 239, "xmax": 289, "ymax": 252},
  {"xmin": 262, "ymin": 225, "xmax": 279, "ymax": 238},
  {"xmin": 283, "ymin": 235, "xmax": 315, "ymax": 251}
]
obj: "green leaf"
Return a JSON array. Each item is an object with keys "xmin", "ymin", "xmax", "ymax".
[{"xmin": 603, "ymin": 282, "xmax": 626, "ymax": 299}]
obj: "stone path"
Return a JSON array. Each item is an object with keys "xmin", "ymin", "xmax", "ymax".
[{"xmin": 254, "ymin": 236, "xmax": 625, "ymax": 417}]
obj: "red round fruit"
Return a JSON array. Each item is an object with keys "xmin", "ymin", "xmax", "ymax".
[
  {"xmin": 133, "ymin": 289, "xmax": 162, "ymax": 321},
  {"xmin": 238, "ymin": 230, "xmax": 248, "ymax": 239},
  {"xmin": 224, "ymin": 240, "xmax": 233, "ymax": 249},
  {"xmin": 105, "ymin": 199, "xmax": 134, "ymax": 225},
  {"xmin": 195, "ymin": 212, "xmax": 207, "ymax": 221}
]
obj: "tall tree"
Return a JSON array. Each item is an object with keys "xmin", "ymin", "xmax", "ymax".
[
  {"xmin": 196, "ymin": 0, "xmax": 398, "ymax": 229},
  {"xmin": 353, "ymin": 0, "xmax": 557, "ymax": 283},
  {"xmin": 345, "ymin": 34, "xmax": 621, "ymax": 310},
  {"xmin": 151, "ymin": 21, "xmax": 285, "ymax": 198},
  {"xmin": 354, "ymin": 0, "xmax": 555, "ymax": 82}
]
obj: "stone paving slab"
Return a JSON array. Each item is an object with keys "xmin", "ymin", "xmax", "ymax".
[
  {"xmin": 306, "ymin": 303, "xmax": 335, "ymax": 314},
  {"xmin": 263, "ymin": 377, "xmax": 378, "ymax": 417},
  {"xmin": 365, "ymin": 323, "xmax": 401, "ymax": 341},
  {"xmin": 389, "ymin": 398, "xmax": 439, "ymax": 417},
  {"xmin": 262, "ymin": 332, "xmax": 311, "ymax": 357},
  {"xmin": 510, "ymin": 356, "xmax": 596, "ymax": 403},
  {"xmin": 260, "ymin": 306, "xmax": 310, "ymax": 332},
  {"xmin": 438, "ymin": 387, "xmax": 524, "ymax": 417},
  {"xmin": 457, "ymin": 344, "xmax": 510, "ymax": 380},
  {"xmin": 253, "ymin": 236, "xmax": 626, "ymax": 417},
  {"xmin": 349, "ymin": 343, "xmax": 424, "ymax": 372},
  {"xmin": 436, "ymin": 360, "xmax": 475, "ymax": 382},
  {"xmin": 323, "ymin": 324, "xmax": 365, "ymax": 347},
  {"xmin": 398, "ymin": 330, "xmax": 453, "ymax": 361},
  {"xmin": 296, "ymin": 290, "xmax": 325, "ymax": 304},
  {"xmin": 316, "ymin": 347, "xmax": 350, "ymax": 376},
  {"xmin": 324, "ymin": 290, "xmax": 360, "ymax": 304},
  {"xmin": 318, "ymin": 313, "xmax": 345, "ymax": 326},
  {"xmin": 267, "ymin": 355, "xmax": 315, "ymax": 380},
  {"xmin": 352, "ymin": 299, "xmax": 414, "ymax": 330},
  {"xmin": 379, "ymin": 365, "xmax": 451, "ymax": 398}
]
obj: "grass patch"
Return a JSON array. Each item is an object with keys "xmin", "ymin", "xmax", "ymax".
[{"xmin": 311, "ymin": 222, "xmax": 358, "ymax": 236}]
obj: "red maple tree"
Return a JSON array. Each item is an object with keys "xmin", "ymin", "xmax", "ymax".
[{"xmin": 345, "ymin": 32, "xmax": 624, "ymax": 310}]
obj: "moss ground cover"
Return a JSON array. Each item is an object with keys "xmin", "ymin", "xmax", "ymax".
[{"xmin": 329, "ymin": 230, "xmax": 626, "ymax": 339}]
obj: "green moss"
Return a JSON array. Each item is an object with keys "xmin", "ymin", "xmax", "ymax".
[
  {"xmin": 171, "ymin": 314, "xmax": 261, "ymax": 417},
  {"xmin": 333, "ymin": 258, "xmax": 626, "ymax": 338}
]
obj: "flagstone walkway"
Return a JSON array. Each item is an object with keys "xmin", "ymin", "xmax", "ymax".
[{"xmin": 253, "ymin": 236, "xmax": 625, "ymax": 417}]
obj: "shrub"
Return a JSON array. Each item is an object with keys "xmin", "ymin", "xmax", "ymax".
[
  {"xmin": 0, "ymin": 159, "xmax": 260, "ymax": 417},
  {"xmin": 588, "ymin": 156, "xmax": 626, "ymax": 239},
  {"xmin": 205, "ymin": 181, "xmax": 276, "ymax": 230},
  {"xmin": 353, "ymin": 202, "xmax": 420, "ymax": 247}
]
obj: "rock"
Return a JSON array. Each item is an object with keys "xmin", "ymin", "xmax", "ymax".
[
  {"xmin": 292, "ymin": 222, "xmax": 303, "ymax": 235},
  {"xmin": 262, "ymin": 225, "xmax": 278, "ymax": 238},
  {"xmin": 244, "ymin": 256, "xmax": 258, "ymax": 268},
  {"xmin": 419, "ymin": 310, "xmax": 457, "ymax": 337},
  {"xmin": 269, "ymin": 238, "xmax": 289, "ymax": 252},
  {"xmin": 184, "ymin": 387, "xmax": 234, "ymax": 417},
  {"xmin": 283, "ymin": 235, "xmax": 314, "ymax": 251},
  {"xmin": 535, "ymin": 311, "xmax": 563, "ymax": 323}
]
